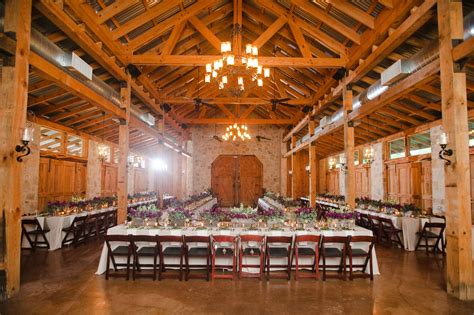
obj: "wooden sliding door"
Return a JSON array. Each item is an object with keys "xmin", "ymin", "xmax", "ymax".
[{"xmin": 211, "ymin": 155, "xmax": 263, "ymax": 207}]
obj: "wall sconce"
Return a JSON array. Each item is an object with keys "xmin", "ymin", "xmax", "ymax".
[
  {"xmin": 439, "ymin": 132, "xmax": 453, "ymax": 165},
  {"xmin": 339, "ymin": 156, "xmax": 348, "ymax": 173},
  {"xmin": 328, "ymin": 157, "xmax": 336, "ymax": 170},
  {"xmin": 16, "ymin": 124, "xmax": 34, "ymax": 162},
  {"xmin": 288, "ymin": 170, "xmax": 293, "ymax": 175},
  {"xmin": 97, "ymin": 144, "xmax": 108, "ymax": 162},
  {"xmin": 127, "ymin": 154, "xmax": 135, "ymax": 167},
  {"xmin": 364, "ymin": 146, "xmax": 375, "ymax": 165},
  {"xmin": 305, "ymin": 165, "xmax": 310, "ymax": 174}
]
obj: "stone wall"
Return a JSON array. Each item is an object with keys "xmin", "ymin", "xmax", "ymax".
[
  {"xmin": 280, "ymin": 141, "xmax": 288, "ymax": 196},
  {"xmin": 21, "ymin": 122, "xmax": 40, "ymax": 214},
  {"xmin": 86, "ymin": 140, "xmax": 102, "ymax": 198},
  {"xmin": 190, "ymin": 125, "xmax": 283, "ymax": 194},
  {"xmin": 430, "ymin": 125, "xmax": 446, "ymax": 214},
  {"xmin": 370, "ymin": 142, "xmax": 384, "ymax": 200},
  {"xmin": 186, "ymin": 140, "xmax": 193, "ymax": 197},
  {"xmin": 338, "ymin": 154, "xmax": 346, "ymax": 196}
]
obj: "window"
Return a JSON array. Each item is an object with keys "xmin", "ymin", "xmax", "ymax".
[
  {"xmin": 409, "ymin": 131, "xmax": 431, "ymax": 156},
  {"xmin": 389, "ymin": 138, "xmax": 406, "ymax": 159},
  {"xmin": 354, "ymin": 150, "xmax": 359, "ymax": 166},
  {"xmin": 40, "ymin": 127, "xmax": 63, "ymax": 153},
  {"xmin": 67, "ymin": 135, "xmax": 83, "ymax": 157}
]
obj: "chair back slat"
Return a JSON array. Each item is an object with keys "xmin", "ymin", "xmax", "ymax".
[
  {"xmin": 212, "ymin": 235, "xmax": 237, "ymax": 243},
  {"xmin": 184, "ymin": 236, "xmax": 210, "ymax": 243},
  {"xmin": 350, "ymin": 235, "xmax": 374, "ymax": 243},
  {"xmin": 240, "ymin": 235, "xmax": 265, "ymax": 242},
  {"xmin": 266, "ymin": 236, "xmax": 292, "ymax": 244},
  {"xmin": 159, "ymin": 235, "xmax": 184, "ymax": 243},
  {"xmin": 294, "ymin": 234, "xmax": 320, "ymax": 243},
  {"xmin": 322, "ymin": 236, "xmax": 348, "ymax": 244}
]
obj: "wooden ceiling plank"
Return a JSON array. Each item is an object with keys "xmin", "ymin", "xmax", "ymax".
[{"xmin": 327, "ymin": 0, "xmax": 375, "ymax": 29}]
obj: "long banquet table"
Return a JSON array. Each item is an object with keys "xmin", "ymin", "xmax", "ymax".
[
  {"xmin": 96, "ymin": 224, "xmax": 380, "ymax": 275},
  {"xmin": 22, "ymin": 199, "xmax": 158, "ymax": 251}
]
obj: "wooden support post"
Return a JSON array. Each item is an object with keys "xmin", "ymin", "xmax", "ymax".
[
  {"xmin": 309, "ymin": 121, "xmax": 318, "ymax": 207},
  {"xmin": 438, "ymin": 0, "xmax": 473, "ymax": 300},
  {"xmin": 0, "ymin": 0, "xmax": 32, "ymax": 298},
  {"xmin": 117, "ymin": 75, "xmax": 130, "ymax": 224},
  {"xmin": 343, "ymin": 86, "xmax": 355, "ymax": 209}
]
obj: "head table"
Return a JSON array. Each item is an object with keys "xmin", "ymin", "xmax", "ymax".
[{"xmin": 96, "ymin": 224, "xmax": 379, "ymax": 276}]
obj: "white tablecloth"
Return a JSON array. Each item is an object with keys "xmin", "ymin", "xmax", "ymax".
[
  {"xmin": 96, "ymin": 225, "xmax": 379, "ymax": 276},
  {"xmin": 356, "ymin": 209, "xmax": 445, "ymax": 251},
  {"xmin": 22, "ymin": 207, "xmax": 115, "ymax": 251}
]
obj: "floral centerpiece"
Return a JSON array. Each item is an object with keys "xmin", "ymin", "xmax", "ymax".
[
  {"xmin": 257, "ymin": 206, "xmax": 285, "ymax": 222},
  {"xmin": 356, "ymin": 196, "xmax": 371, "ymax": 209},
  {"xmin": 128, "ymin": 203, "xmax": 162, "ymax": 221},
  {"xmin": 168, "ymin": 207, "xmax": 194, "ymax": 225},
  {"xmin": 401, "ymin": 203, "xmax": 421, "ymax": 217},
  {"xmin": 295, "ymin": 206, "xmax": 318, "ymax": 222},
  {"xmin": 229, "ymin": 205, "xmax": 257, "ymax": 220},
  {"xmin": 201, "ymin": 206, "xmax": 228, "ymax": 222}
]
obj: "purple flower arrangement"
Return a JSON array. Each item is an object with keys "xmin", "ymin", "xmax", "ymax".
[
  {"xmin": 257, "ymin": 207, "xmax": 285, "ymax": 220},
  {"xmin": 325, "ymin": 211, "xmax": 357, "ymax": 220},
  {"xmin": 295, "ymin": 206, "xmax": 317, "ymax": 221},
  {"xmin": 183, "ymin": 189, "xmax": 214, "ymax": 207},
  {"xmin": 168, "ymin": 207, "xmax": 195, "ymax": 221},
  {"xmin": 128, "ymin": 206, "xmax": 162, "ymax": 220}
]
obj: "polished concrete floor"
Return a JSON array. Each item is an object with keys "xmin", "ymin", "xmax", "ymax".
[{"xmin": 1, "ymin": 240, "xmax": 473, "ymax": 314}]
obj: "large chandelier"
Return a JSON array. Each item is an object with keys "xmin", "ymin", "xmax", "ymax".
[
  {"xmin": 204, "ymin": 42, "xmax": 270, "ymax": 96},
  {"xmin": 222, "ymin": 123, "xmax": 251, "ymax": 141}
]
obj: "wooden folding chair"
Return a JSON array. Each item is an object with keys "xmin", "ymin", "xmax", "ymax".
[
  {"xmin": 265, "ymin": 236, "xmax": 293, "ymax": 281},
  {"xmin": 62, "ymin": 215, "xmax": 88, "ymax": 247},
  {"xmin": 348, "ymin": 235, "xmax": 375, "ymax": 280},
  {"xmin": 292, "ymin": 234, "xmax": 321, "ymax": 280},
  {"xmin": 132, "ymin": 235, "xmax": 159, "ymax": 280},
  {"xmin": 184, "ymin": 236, "xmax": 211, "ymax": 281},
  {"xmin": 239, "ymin": 235, "xmax": 265, "ymax": 280},
  {"xmin": 104, "ymin": 234, "xmax": 133, "ymax": 280},
  {"xmin": 379, "ymin": 217, "xmax": 403, "ymax": 248},
  {"xmin": 21, "ymin": 218, "xmax": 50, "ymax": 250},
  {"xmin": 211, "ymin": 235, "xmax": 238, "ymax": 280},
  {"xmin": 415, "ymin": 222, "xmax": 446, "ymax": 255},
  {"xmin": 159, "ymin": 235, "xmax": 185, "ymax": 281},
  {"xmin": 320, "ymin": 236, "xmax": 349, "ymax": 281}
]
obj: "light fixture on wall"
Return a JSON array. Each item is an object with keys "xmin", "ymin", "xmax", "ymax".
[
  {"xmin": 16, "ymin": 122, "xmax": 35, "ymax": 162},
  {"xmin": 328, "ymin": 157, "xmax": 336, "ymax": 170},
  {"xmin": 97, "ymin": 112, "xmax": 107, "ymax": 161},
  {"xmin": 339, "ymin": 155, "xmax": 348, "ymax": 173},
  {"xmin": 438, "ymin": 132, "xmax": 453, "ymax": 165},
  {"xmin": 305, "ymin": 165, "xmax": 311, "ymax": 174},
  {"xmin": 364, "ymin": 147, "xmax": 374, "ymax": 165}
]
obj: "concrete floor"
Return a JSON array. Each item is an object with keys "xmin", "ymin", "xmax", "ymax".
[{"xmin": 1, "ymin": 240, "xmax": 473, "ymax": 314}]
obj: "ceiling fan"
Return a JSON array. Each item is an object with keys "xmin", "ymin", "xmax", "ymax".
[
  {"xmin": 265, "ymin": 63, "xmax": 298, "ymax": 111},
  {"xmin": 193, "ymin": 61, "xmax": 215, "ymax": 113}
]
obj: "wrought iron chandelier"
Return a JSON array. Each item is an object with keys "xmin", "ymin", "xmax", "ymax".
[
  {"xmin": 222, "ymin": 123, "xmax": 251, "ymax": 142},
  {"xmin": 204, "ymin": 42, "xmax": 270, "ymax": 96}
]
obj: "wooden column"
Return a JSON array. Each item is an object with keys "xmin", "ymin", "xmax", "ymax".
[
  {"xmin": 308, "ymin": 120, "xmax": 318, "ymax": 207},
  {"xmin": 117, "ymin": 75, "xmax": 130, "ymax": 223},
  {"xmin": 0, "ymin": 0, "xmax": 32, "ymax": 298},
  {"xmin": 157, "ymin": 144, "xmax": 164, "ymax": 208},
  {"xmin": 291, "ymin": 135, "xmax": 299, "ymax": 199},
  {"xmin": 438, "ymin": 0, "xmax": 473, "ymax": 300},
  {"xmin": 343, "ymin": 86, "xmax": 355, "ymax": 209}
]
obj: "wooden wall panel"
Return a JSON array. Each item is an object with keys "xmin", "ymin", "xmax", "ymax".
[
  {"xmin": 101, "ymin": 164, "xmax": 117, "ymax": 197},
  {"xmin": 355, "ymin": 166, "xmax": 371, "ymax": 198},
  {"xmin": 326, "ymin": 170, "xmax": 340, "ymax": 196},
  {"xmin": 421, "ymin": 160, "xmax": 432, "ymax": 210},
  {"xmin": 38, "ymin": 157, "xmax": 87, "ymax": 211},
  {"xmin": 134, "ymin": 169, "xmax": 148, "ymax": 193}
]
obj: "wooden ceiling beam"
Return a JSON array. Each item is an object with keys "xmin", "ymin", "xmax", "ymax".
[
  {"xmin": 127, "ymin": 54, "xmax": 346, "ymax": 67},
  {"xmin": 96, "ymin": 0, "xmax": 139, "ymax": 25},
  {"xmin": 252, "ymin": 15, "xmax": 287, "ymax": 49},
  {"xmin": 326, "ymin": 0, "xmax": 375, "ymax": 29},
  {"xmin": 287, "ymin": 17, "xmax": 312, "ymax": 58},
  {"xmin": 182, "ymin": 118, "xmax": 297, "ymax": 125},
  {"xmin": 188, "ymin": 15, "xmax": 222, "ymax": 51},
  {"xmin": 161, "ymin": 20, "xmax": 187, "ymax": 56}
]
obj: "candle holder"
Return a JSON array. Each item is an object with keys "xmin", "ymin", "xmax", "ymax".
[
  {"xmin": 16, "ymin": 123, "xmax": 34, "ymax": 162},
  {"xmin": 438, "ymin": 132, "xmax": 453, "ymax": 165}
]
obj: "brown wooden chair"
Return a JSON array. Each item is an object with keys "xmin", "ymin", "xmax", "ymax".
[
  {"xmin": 96, "ymin": 212, "xmax": 108, "ymax": 236},
  {"xmin": 85, "ymin": 213, "xmax": 100, "ymax": 240},
  {"xmin": 21, "ymin": 218, "xmax": 50, "ymax": 250},
  {"xmin": 348, "ymin": 235, "xmax": 375, "ymax": 281},
  {"xmin": 320, "ymin": 236, "xmax": 349, "ymax": 281},
  {"xmin": 415, "ymin": 222, "xmax": 446, "ymax": 255},
  {"xmin": 265, "ymin": 236, "xmax": 293, "ymax": 281},
  {"xmin": 292, "ymin": 234, "xmax": 321, "ymax": 280},
  {"xmin": 62, "ymin": 215, "xmax": 88, "ymax": 247},
  {"xmin": 158, "ymin": 235, "xmax": 185, "ymax": 281},
  {"xmin": 184, "ymin": 236, "xmax": 211, "ymax": 281},
  {"xmin": 358, "ymin": 213, "xmax": 371, "ymax": 229},
  {"xmin": 367, "ymin": 215, "xmax": 381, "ymax": 242},
  {"xmin": 104, "ymin": 234, "xmax": 133, "ymax": 280},
  {"xmin": 211, "ymin": 235, "xmax": 238, "ymax": 280},
  {"xmin": 239, "ymin": 235, "xmax": 265, "ymax": 280},
  {"xmin": 131, "ymin": 235, "xmax": 159, "ymax": 280},
  {"xmin": 379, "ymin": 217, "xmax": 403, "ymax": 248},
  {"xmin": 106, "ymin": 210, "xmax": 117, "ymax": 228}
]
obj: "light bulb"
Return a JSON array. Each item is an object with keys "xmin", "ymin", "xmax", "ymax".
[
  {"xmin": 257, "ymin": 78, "xmax": 263, "ymax": 87},
  {"xmin": 205, "ymin": 74, "xmax": 211, "ymax": 83},
  {"xmin": 219, "ymin": 82, "xmax": 224, "ymax": 89},
  {"xmin": 227, "ymin": 55, "xmax": 234, "ymax": 65},
  {"xmin": 206, "ymin": 63, "xmax": 212, "ymax": 72},
  {"xmin": 246, "ymin": 44, "xmax": 252, "ymax": 54},
  {"xmin": 257, "ymin": 66, "xmax": 262, "ymax": 74},
  {"xmin": 264, "ymin": 68, "xmax": 270, "ymax": 78},
  {"xmin": 213, "ymin": 60, "xmax": 220, "ymax": 69},
  {"xmin": 238, "ymin": 77, "xmax": 244, "ymax": 86},
  {"xmin": 212, "ymin": 70, "xmax": 217, "ymax": 78},
  {"xmin": 252, "ymin": 46, "xmax": 258, "ymax": 56},
  {"xmin": 222, "ymin": 76, "xmax": 228, "ymax": 84}
]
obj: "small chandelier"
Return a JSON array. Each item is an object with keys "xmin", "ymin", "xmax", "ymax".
[
  {"xmin": 222, "ymin": 123, "xmax": 251, "ymax": 141},
  {"xmin": 204, "ymin": 42, "xmax": 270, "ymax": 96},
  {"xmin": 364, "ymin": 147, "xmax": 374, "ymax": 164},
  {"xmin": 328, "ymin": 157, "xmax": 337, "ymax": 170},
  {"xmin": 98, "ymin": 144, "xmax": 108, "ymax": 161}
]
